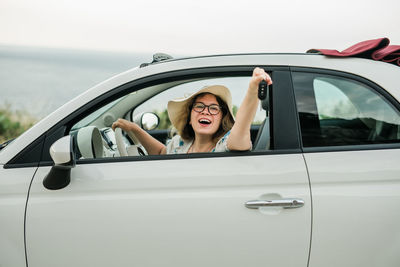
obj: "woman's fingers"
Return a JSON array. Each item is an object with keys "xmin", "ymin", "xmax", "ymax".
[
  {"xmin": 112, "ymin": 118, "xmax": 127, "ymax": 131},
  {"xmin": 253, "ymin": 67, "xmax": 272, "ymax": 85},
  {"xmin": 249, "ymin": 68, "xmax": 272, "ymax": 91},
  {"xmin": 111, "ymin": 121, "xmax": 118, "ymax": 130}
]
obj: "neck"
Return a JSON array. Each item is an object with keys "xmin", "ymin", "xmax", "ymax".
[{"xmin": 190, "ymin": 135, "xmax": 215, "ymax": 153}]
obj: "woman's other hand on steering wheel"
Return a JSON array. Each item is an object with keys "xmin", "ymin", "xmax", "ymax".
[{"xmin": 112, "ymin": 118, "xmax": 136, "ymax": 132}]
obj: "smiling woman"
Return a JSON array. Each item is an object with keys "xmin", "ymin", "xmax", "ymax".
[{"xmin": 165, "ymin": 85, "xmax": 235, "ymax": 154}]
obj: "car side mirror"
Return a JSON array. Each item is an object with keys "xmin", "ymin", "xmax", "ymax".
[
  {"xmin": 43, "ymin": 135, "xmax": 76, "ymax": 190},
  {"xmin": 132, "ymin": 112, "xmax": 160, "ymax": 131},
  {"xmin": 141, "ymin": 113, "xmax": 160, "ymax": 130}
]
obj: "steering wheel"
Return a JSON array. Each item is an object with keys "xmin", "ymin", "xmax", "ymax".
[{"xmin": 114, "ymin": 128, "xmax": 147, "ymax": 156}]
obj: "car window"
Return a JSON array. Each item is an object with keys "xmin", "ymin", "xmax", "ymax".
[
  {"xmin": 293, "ymin": 72, "xmax": 400, "ymax": 147},
  {"xmin": 69, "ymin": 76, "xmax": 269, "ymax": 160}
]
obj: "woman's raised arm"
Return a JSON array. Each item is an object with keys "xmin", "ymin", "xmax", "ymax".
[{"xmin": 227, "ymin": 67, "xmax": 272, "ymax": 151}]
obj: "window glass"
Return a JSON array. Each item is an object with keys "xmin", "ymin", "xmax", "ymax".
[
  {"xmin": 293, "ymin": 72, "xmax": 400, "ymax": 147},
  {"xmin": 313, "ymin": 79, "xmax": 359, "ymax": 120}
]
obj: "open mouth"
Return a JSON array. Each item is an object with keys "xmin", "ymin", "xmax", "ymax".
[{"xmin": 199, "ymin": 118, "xmax": 211, "ymax": 125}]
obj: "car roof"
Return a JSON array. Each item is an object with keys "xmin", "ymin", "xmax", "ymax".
[
  {"xmin": 144, "ymin": 52, "xmax": 399, "ymax": 91},
  {"xmin": 1, "ymin": 53, "xmax": 400, "ymax": 164}
]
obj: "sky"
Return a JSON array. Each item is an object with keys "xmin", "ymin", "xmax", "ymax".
[{"xmin": 1, "ymin": 0, "xmax": 400, "ymax": 56}]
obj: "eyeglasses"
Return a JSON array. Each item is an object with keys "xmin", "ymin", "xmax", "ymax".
[{"xmin": 192, "ymin": 102, "xmax": 222, "ymax": 115}]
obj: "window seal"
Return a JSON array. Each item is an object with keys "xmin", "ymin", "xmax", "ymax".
[
  {"xmin": 303, "ymin": 143, "xmax": 400, "ymax": 153},
  {"xmin": 68, "ymin": 148, "xmax": 304, "ymax": 166}
]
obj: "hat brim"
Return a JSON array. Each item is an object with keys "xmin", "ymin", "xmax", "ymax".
[{"xmin": 167, "ymin": 85, "xmax": 234, "ymax": 134}]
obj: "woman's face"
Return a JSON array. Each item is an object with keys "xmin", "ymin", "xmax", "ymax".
[{"xmin": 189, "ymin": 94, "xmax": 223, "ymax": 138}]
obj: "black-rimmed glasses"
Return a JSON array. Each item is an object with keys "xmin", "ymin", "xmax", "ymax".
[{"xmin": 192, "ymin": 102, "xmax": 222, "ymax": 115}]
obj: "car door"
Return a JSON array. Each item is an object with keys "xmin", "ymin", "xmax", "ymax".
[
  {"xmin": 25, "ymin": 68, "xmax": 312, "ymax": 267},
  {"xmin": 292, "ymin": 69, "xmax": 400, "ymax": 267}
]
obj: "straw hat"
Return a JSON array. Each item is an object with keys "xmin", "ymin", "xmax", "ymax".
[{"xmin": 167, "ymin": 85, "xmax": 234, "ymax": 135}]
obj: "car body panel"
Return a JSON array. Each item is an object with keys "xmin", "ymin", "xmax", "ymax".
[
  {"xmin": 26, "ymin": 154, "xmax": 311, "ymax": 267},
  {"xmin": 0, "ymin": 165, "xmax": 36, "ymax": 267},
  {"xmin": 305, "ymin": 148, "xmax": 400, "ymax": 267}
]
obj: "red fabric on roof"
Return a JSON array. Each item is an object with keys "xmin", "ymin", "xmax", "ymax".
[
  {"xmin": 373, "ymin": 45, "xmax": 400, "ymax": 65},
  {"xmin": 307, "ymin": 38, "xmax": 400, "ymax": 66}
]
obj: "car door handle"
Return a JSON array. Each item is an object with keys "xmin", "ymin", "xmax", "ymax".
[{"xmin": 245, "ymin": 198, "xmax": 304, "ymax": 209}]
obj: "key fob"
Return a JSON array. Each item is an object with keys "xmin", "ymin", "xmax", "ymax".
[{"xmin": 258, "ymin": 80, "xmax": 268, "ymax": 100}]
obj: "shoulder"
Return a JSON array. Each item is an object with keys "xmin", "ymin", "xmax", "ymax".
[
  {"xmin": 213, "ymin": 130, "xmax": 252, "ymax": 152},
  {"xmin": 166, "ymin": 135, "xmax": 192, "ymax": 154},
  {"xmin": 169, "ymin": 135, "xmax": 185, "ymax": 147},
  {"xmin": 213, "ymin": 131, "xmax": 231, "ymax": 152}
]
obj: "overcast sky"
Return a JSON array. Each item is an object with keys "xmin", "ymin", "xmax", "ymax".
[{"xmin": 0, "ymin": 0, "xmax": 399, "ymax": 55}]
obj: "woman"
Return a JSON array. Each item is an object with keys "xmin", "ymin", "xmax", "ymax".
[{"xmin": 112, "ymin": 67, "xmax": 272, "ymax": 155}]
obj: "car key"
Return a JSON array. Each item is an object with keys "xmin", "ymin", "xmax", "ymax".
[{"xmin": 258, "ymin": 80, "xmax": 268, "ymax": 100}]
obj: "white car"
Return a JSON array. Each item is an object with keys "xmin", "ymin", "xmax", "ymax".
[{"xmin": 1, "ymin": 53, "xmax": 400, "ymax": 267}]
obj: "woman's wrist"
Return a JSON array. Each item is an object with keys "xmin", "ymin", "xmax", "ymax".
[
  {"xmin": 130, "ymin": 122, "xmax": 140, "ymax": 133},
  {"xmin": 246, "ymin": 86, "xmax": 259, "ymax": 100}
]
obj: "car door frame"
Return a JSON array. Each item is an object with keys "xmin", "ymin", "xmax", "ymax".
[{"xmin": 23, "ymin": 65, "xmax": 312, "ymax": 266}]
